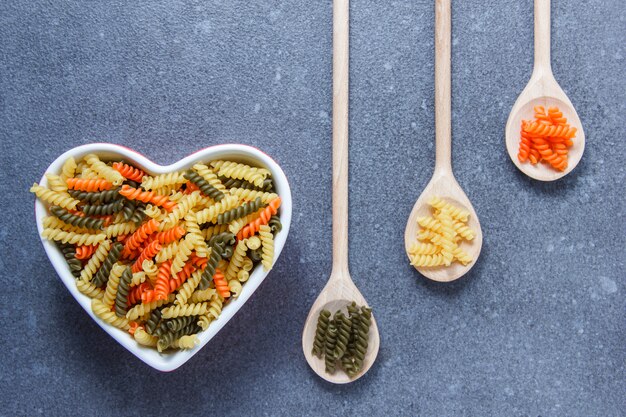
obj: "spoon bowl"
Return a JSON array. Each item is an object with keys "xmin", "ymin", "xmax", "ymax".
[
  {"xmin": 405, "ymin": 174, "xmax": 483, "ymax": 282},
  {"xmin": 506, "ymin": 87, "xmax": 585, "ymax": 182},
  {"xmin": 505, "ymin": 0, "xmax": 585, "ymax": 181},
  {"xmin": 302, "ymin": 279, "xmax": 380, "ymax": 384}
]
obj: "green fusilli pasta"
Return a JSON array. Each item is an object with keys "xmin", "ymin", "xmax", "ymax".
[
  {"xmin": 81, "ymin": 199, "xmax": 124, "ymax": 216},
  {"xmin": 216, "ymin": 197, "xmax": 264, "ymax": 224},
  {"xmin": 145, "ymin": 308, "xmax": 163, "ymax": 335},
  {"xmin": 58, "ymin": 242, "xmax": 82, "ymax": 278},
  {"xmin": 268, "ymin": 215, "xmax": 282, "ymax": 235},
  {"xmin": 67, "ymin": 188, "xmax": 121, "ymax": 204},
  {"xmin": 50, "ymin": 206, "xmax": 104, "ymax": 230},
  {"xmin": 157, "ymin": 323, "xmax": 201, "ymax": 352},
  {"xmin": 324, "ymin": 321, "xmax": 338, "ymax": 374},
  {"xmin": 314, "ymin": 303, "xmax": 373, "ymax": 379},
  {"xmin": 114, "ymin": 267, "xmax": 133, "ymax": 318},
  {"xmin": 198, "ymin": 246, "xmax": 223, "ymax": 290},
  {"xmin": 184, "ymin": 170, "xmax": 225, "ymax": 202},
  {"xmin": 91, "ymin": 242, "xmax": 124, "ymax": 287},
  {"xmin": 333, "ymin": 312, "xmax": 352, "ymax": 360},
  {"xmin": 312, "ymin": 310, "xmax": 331, "ymax": 358},
  {"xmin": 353, "ymin": 306, "xmax": 372, "ymax": 371},
  {"xmin": 164, "ymin": 315, "xmax": 197, "ymax": 332}
]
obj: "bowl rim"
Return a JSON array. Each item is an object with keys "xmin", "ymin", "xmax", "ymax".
[{"xmin": 34, "ymin": 143, "xmax": 292, "ymax": 371}]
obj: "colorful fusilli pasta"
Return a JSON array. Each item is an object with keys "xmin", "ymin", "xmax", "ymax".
[{"xmin": 33, "ymin": 154, "xmax": 284, "ymax": 351}]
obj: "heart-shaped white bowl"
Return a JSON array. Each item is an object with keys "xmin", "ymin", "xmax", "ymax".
[{"xmin": 34, "ymin": 143, "xmax": 292, "ymax": 371}]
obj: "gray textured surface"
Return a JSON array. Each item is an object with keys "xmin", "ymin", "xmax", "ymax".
[{"xmin": 0, "ymin": 0, "xmax": 624, "ymax": 415}]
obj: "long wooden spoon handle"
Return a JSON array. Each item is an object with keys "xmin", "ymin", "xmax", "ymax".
[
  {"xmin": 434, "ymin": 0, "xmax": 452, "ymax": 174},
  {"xmin": 332, "ymin": 0, "xmax": 350, "ymax": 275},
  {"xmin": 533, "ymin": 0, "xmax": 552, "ymax": 75}
]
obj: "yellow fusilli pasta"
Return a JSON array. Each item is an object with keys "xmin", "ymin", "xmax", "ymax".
[
  {"xmin": 144, "ymin": 204, "xmax": 167, "ymax": 221},
  {"xmin": 126, "ymin": 296, "xmax": 173, "ymax": 321},
  {"xmin": 79, "ymin": 241, "xmax": 111, "ymax": 282},
  {"xmin": 155, "ymin": 241, "xmax": 180, "ymax": 263},
  {"xmin": 195, "ymin": 195, "xmax": 239, "ymax": 224},
  {"xmin": 207, "ymin": 295, "xmax": 223, "ymax": 319},
  {"xmin": 141, "ymin": 260, "xmax": 159, "ymax": 285},
  {"xmin": 172, "ymin": 335, "xmax": 199, "ymax": 349},
  {"xmin": 259, "ymin": 225, "xmax": 274, "ymax": 272},
  {"xmin": 246, "ymin": 236, "xmax": 262, "ymax": 250},
  {"xmin": 42, "ymin": 228, "xmax": 108, "ymax": 245},
  {"xmin": 134, "ymin": 328, "xmax": 158, "ymax": 347},
  {"xmin": 59, "ymin": 156, "xmax": 77, "ymax": 182},
  {"xmin": 192, "ymin": 163, "xmax": 226, "ymax": 192},
  {"xmin": 428, "ymin": 196, "xmax": 470, "ymax": 222},
  {"xmin": 224, "ymin": 239, "xmax": 248, "ymax": 281},
  {"xmin": 184, "ymin": 212, "xmax": 208, "ymax": 257},
  {"xmin": 228, "ymin": 188, "xmax": 278, "ymax": 203},
  {"xmin": 31, "ymin": 184, "xmax": 80, "ymax": 210},
  {"xmin": 76, "ymin": 278, "xmax": 104, "ymax": 299},
  {"xmin": 170, "ymin": 234, "xmax": 199, "ymax": 275},
  {"xmin": 161, "ymin": 191, "xmax": 200, "ymax": 229},
  {"xmin": 161, "ymin": 302, "xmax": 209, "ymax": 319},
  {"xmin": 453, "ymin": 220, "xmax": 475, "ymax": 240},
  {"xmin": 104, "ymin": 222, "xmax": 137, "ymax": 238},
  {"xmin": 92, "ymin": 298, "xmax": 130, "ymax": 330},
  {"xmin": 408, "ymin": 196, "xmax": 475, "ymax": 269},
  {"xmin": 141, "ymin": 172, "xmax": 186, "ymax": 190},
  {"xmin": 85, "ymin": 154, "xmax": 125, "ymax": 186},
  {"xmin": 237, "ymin": 269, "xmax": 250, "ymax": 283},
  {"xmin": 188, "ymin": 287, "xmax": 216, "ymax": 304},
  {"xmin": 407, "ymin": 242, "xmax": 439, "ymax": 255},
  {"xmin": 228, "ymin": 280, "xmax": 242, "ymax": 298},
  {"xmin": 45, "ymin": 173, "xmax": 68, "ymax": 192},
  {"xmin": 102, "ymin": 263, "xmax": 125, "ymax": 308},
  {"xmin": 131, "ymin": 271, "xmax": 147, "ymax": 286},
  {"xmin": 197, "ymin": 314, "xmax": 213, "ymax": 330},
  {"xmin": 211, "ymin": 160, "xmax": 269, "ymax": 188},
  {"xmin": 410, "ymin": 253, "xmax": 446, "ymax": 267},
  {"xmin": 175, "ymin": 270, "xmax": 203, "ymax": 306}
]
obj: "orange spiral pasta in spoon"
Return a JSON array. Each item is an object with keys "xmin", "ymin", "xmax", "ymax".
[{"xmin": 517, "ymin": 105, "xmax": 576, "ymax": 172}]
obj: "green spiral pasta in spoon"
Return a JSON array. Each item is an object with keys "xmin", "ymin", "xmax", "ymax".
[{"xmin": 312, "ymin": 310, "xmax": 331, "ymax": 358}]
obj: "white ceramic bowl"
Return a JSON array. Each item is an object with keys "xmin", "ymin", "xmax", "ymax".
[{"xmin": 34, "ymin": 143, "xmax": 292, "ymax": 371}]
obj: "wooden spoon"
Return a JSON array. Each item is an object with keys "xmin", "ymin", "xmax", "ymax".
[
  {"xmin": 302, "ymin": 0, "xmax": 379, "ymax": 384},
  {"xmin": 404, "ymin": 0, "xmax": 483, "ymax": 283},
  {"xmin": 505, "ymin": 0, "xmax": 585, "ymax": 181}
]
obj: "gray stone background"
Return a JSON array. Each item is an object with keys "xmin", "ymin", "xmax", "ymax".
[{"xmin": 0, "ymin": 0, "xmax": 624, "ymax": 416}]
